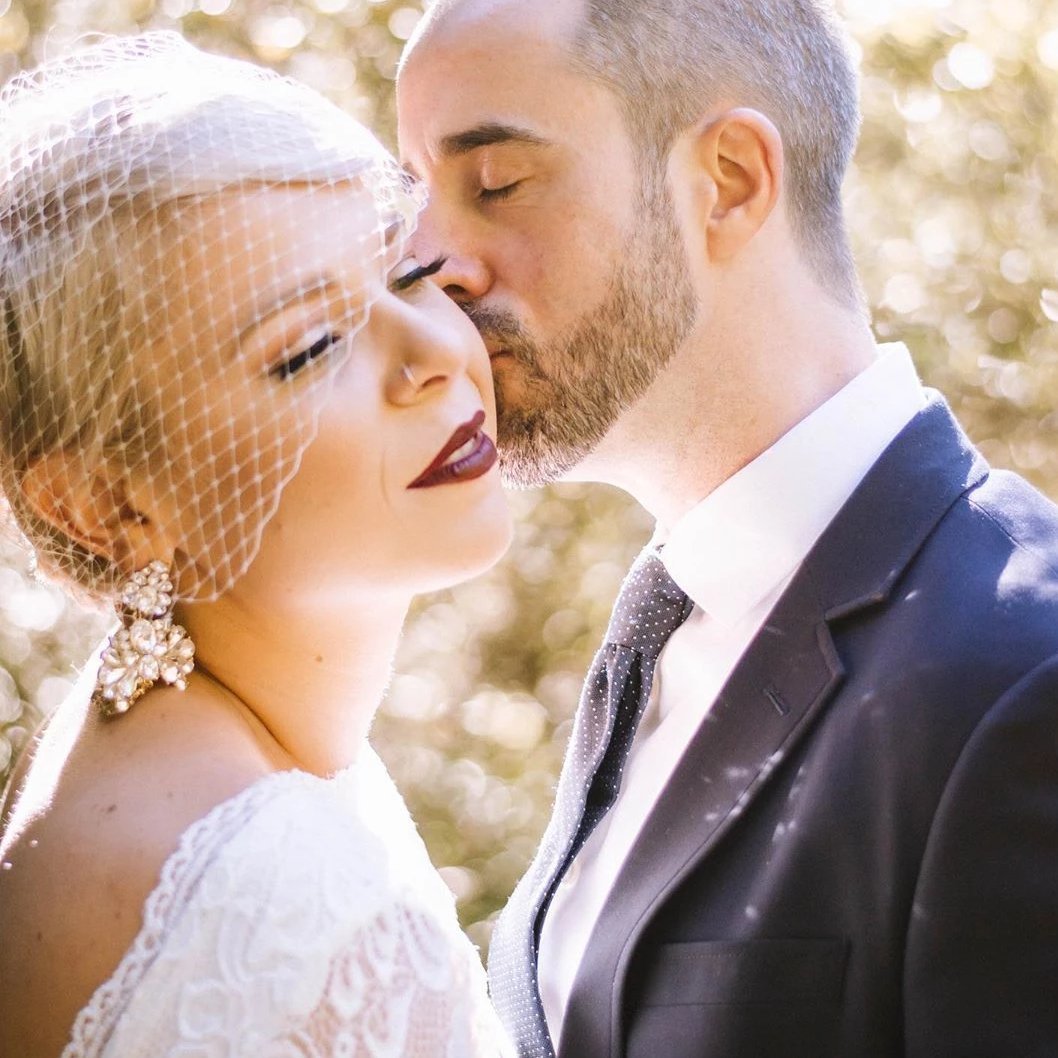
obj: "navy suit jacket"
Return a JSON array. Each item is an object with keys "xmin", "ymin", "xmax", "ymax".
[{"xmin": 554, "ymin": 397, "xmax": 1058, "ymax": 1058}]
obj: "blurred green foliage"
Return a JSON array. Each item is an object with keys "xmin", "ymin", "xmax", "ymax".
[{"xmin": 1, "ymin": 0, "xmax": 1056, "ymax": 950}]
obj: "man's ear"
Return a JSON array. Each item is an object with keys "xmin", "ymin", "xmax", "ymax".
[
  {"xmin": 20, "ymin": 451, "xmax": 173, "ymax": 571},
  {"xmin": 668, "ymin": 107, "xmax": 784, "ymax": 266}
]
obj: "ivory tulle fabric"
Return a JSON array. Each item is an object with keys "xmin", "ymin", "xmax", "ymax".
[{"xmin": 60, "ymin": 748, "xmax": 512, "ymax": 1058}]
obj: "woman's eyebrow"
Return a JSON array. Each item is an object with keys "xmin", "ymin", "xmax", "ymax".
[{"xmin": 233, "ymin": 276, "xmax": 342, "ymax": 351}]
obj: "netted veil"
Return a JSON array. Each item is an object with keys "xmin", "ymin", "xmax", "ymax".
[{"xmin": 0, "ymin": 32, "xmax": 419, "ymax": 614}]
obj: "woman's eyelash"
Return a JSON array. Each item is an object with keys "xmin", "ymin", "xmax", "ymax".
[
  {"xmin": 390, "ymin": 256, "xmax": 446, "ymax": 293},
  {"xmin": 269, "ymin": 256, "xmax": 445, "ymax": 381},
  {"xmin": 269, "ymin": 330, "xmax": 344, "ymax": 381},
  {"xmin": 479, "ymin": 182, "xmax": 521, "ymax": 203}
]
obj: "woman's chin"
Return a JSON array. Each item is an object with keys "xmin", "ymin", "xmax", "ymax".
[{"xmin": 413, "ymin": 503, "xmax": 514, "ymax": 593}]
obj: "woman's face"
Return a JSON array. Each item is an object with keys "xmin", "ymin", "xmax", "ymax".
[{"xmin": 131, "ymin": 183, "xmax": 512, "ymax": 605}]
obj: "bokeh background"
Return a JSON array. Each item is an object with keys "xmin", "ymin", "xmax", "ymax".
[{"xmin": 1, "ymin": 0, "xmax": 1056, "ymax": 952}]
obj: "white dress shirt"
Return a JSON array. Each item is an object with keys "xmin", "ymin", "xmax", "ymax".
[{"xmin": 537, "ymin": 344, "xmax": 927, "ymax": 1043}]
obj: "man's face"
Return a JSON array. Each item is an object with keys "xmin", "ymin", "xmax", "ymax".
[{"xmin": 398, "ymin": 0, "xmax": 696, "ymax": 487}]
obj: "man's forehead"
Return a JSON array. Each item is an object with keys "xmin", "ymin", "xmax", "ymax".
[
  {"xmin": 410, "ymin": 0, "xmax": 583, "ymax": 50},
  {"xmin": 398, "ymin": 0, "xmax": 591, "ymax": 161}
]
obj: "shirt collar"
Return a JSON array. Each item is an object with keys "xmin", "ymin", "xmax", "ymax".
[{"xmin": 655, "ymin": 343, "xmax": 927, "ymax": 626}]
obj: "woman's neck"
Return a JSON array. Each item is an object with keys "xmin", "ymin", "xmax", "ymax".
[{"xmin": 175, "ymin": 587, "xmax": 410, "ymax": 777}]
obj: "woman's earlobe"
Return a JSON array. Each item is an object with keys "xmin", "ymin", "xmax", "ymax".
[
  {"xmin": 21, "ymin": 451, "xmax": 118, "ymax": 561},
  {"xmin": 19, "ymin": 451, "xmax": 161, "ymax": 567}
]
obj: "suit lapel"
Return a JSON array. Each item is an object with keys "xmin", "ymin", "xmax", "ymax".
[
  {"xmin": 558, "ymin": 562, "xmax": 844, "ymax": 1057},
  {"xmin": 557, "ymin": 396, "xmax": 989, "ymax": 1058}
]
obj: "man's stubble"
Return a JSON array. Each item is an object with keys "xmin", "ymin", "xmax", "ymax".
[{"xmin": 464, "ymin": 188, "xmax": 698, "ymax": 489}]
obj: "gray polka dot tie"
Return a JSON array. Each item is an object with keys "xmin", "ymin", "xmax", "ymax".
[{"xmin": 488, "ymin": 548, "xmax": 694, "ymax": 1057}]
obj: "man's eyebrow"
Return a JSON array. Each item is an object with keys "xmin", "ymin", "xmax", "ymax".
[{"xmin": 438, "ymin": 123, "xmax": 550, "ymax": 158}]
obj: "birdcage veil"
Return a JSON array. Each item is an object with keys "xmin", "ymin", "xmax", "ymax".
[{"xmin": 0, "ymin": 31, "xmax": 420, "ymax": 609}]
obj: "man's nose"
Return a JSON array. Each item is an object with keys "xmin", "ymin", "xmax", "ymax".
[
  {"xmin": 433, "ymin": 253, "xmax": 492, "ymax": 305},
  {"xmin": 411, "ymin": 215, "xmax": 492, "ymax": 305}
]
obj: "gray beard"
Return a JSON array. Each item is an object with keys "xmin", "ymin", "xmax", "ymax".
[{"xmin": 464, "ymin": 199, "xmax": 697, "ymax": 489}]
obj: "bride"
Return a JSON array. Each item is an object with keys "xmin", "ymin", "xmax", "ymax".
[{"xmin": 0, "ymin": 33, "xmax": 513, "ymax": 1058}]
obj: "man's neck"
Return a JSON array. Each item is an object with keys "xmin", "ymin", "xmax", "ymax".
[{"xmin": 566, "ymin": 285, "xmax": 879, "ymax": 529}]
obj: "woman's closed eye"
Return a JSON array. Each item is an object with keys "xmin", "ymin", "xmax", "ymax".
[
  {"xmin": 478, "ymin": 181, "xmax": 522, "ymax": 203},
  {"xmin": 267, "ymin": 258, "xmax": 446, "ymax": 382},
  {"xmin": 269, "ymin": 326, "xmax": 344, "ymax": 381}
]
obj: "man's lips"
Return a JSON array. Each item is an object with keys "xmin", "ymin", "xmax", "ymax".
[
  {"xmin": 483, "ymin": 339, "xmax": 512, "ymax": 362},
  {"xmin": 408, "ymin": 409, "xmax": 498, "ymax": 489}
]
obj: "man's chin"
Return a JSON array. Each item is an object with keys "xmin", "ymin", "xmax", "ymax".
[
  {"xmin": 497, "ymin": 422, "xmax": 599, "ymax": 490},
  {"xmin": 494, "ymin": 372, "xmax": 631, "ymax": 487}
]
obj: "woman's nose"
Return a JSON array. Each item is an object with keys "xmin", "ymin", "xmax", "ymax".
[{"xmin": 385, "ymin": 294, "xmax": 476, "ymax": 405}]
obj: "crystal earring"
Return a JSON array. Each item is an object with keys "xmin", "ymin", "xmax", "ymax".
[{"xmin": 92, "ymin": 559, "xmax": 195, "ymax": 718}]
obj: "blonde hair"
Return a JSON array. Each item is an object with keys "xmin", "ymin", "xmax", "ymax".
[
  {"xmin": 0, "ymin": 34, "xmax": 404, "ymax": 601},
  {"xmin": 1, "ymin": 207, "xmax": 146, "ymax": 597}
]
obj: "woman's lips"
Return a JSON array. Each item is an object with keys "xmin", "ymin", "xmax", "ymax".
[{"xmin": 408, "ymin": 409, "xmax": 498, "ymax": 489}]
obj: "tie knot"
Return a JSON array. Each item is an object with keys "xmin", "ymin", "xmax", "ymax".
[{"xmin": 605, "ymin": 549, "xmax": 692, "ymax": 658}]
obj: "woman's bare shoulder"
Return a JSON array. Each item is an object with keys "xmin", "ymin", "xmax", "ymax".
[{"xmin": 0, "ymin": 682, "xmax": 279, "ymax": 1058}]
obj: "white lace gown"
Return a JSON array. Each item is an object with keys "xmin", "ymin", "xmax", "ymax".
[{"xmin": 60, "ymin": 747, "xmax": 513, "ymax": 1058}]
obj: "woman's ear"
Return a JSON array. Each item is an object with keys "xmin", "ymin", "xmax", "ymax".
[
  {"xmin": 20, "ymin": 451, "xmax": 174, "ymax": 571},
  {"xmin": 668, "ymin": 107, "xmax": 784, "ymax": 267}
]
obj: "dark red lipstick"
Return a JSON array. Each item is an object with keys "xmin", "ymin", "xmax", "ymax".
[{"xmin": 408, "ymin": 410, "xmax": 498, "ymax": 489}]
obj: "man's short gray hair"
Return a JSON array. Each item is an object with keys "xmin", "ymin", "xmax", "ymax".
[{"xmin": 571, "ymin": 0, "xmax": 863, "ymax": 305}]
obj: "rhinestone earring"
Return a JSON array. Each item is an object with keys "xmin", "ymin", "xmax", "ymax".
[{"xmin": 92, "ymin": 559, "xmax": 195, "ymax": 718}]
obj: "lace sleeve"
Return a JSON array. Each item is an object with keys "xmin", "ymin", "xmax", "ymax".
[
  {"xmin": 66, "ymin": 762, "xmax": 512, "ymax": 1058},
  {"xmin": 273, "ymin": 900, "xmax": 506, "ymax": 1058}
]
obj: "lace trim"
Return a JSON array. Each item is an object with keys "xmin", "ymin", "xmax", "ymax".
[{"xmin": 60, "ymin": 767, "xmax": 342, "ymax": 1058}]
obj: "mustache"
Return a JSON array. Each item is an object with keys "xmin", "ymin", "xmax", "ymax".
[
  {"xmin": 460, "ymin": 303, "xmax": 533, "ymax": 349},
  {"xmin": 459, "ymin": 303, "xmax": 552, "ymax": 386}
]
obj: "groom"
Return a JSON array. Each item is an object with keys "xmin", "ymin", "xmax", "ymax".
[{"xmin": 398, "ymin": 1, "xmax": 1058, "ymax": 1056}]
